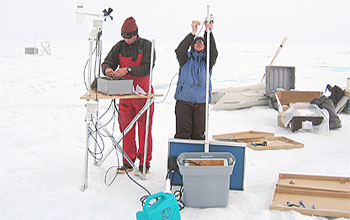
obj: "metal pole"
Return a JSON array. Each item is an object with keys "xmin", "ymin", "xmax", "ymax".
[
  {"xmin": 87, "ymin": 39, "xmax": 93, "ymax": 96},
  {"xmin": 93, "ymin": 112, "xmax": 99, "ymax": 166},
  {"xmin": 204, "ymin": 5, "xmax": 211, "ymax": 153},
  {"xmin": 80, "ymin": 18, "xmax": 103, "ymax": 190},
  {"xmin": 80, "ymin": 101, "xmax": 98, "ymax": 191},
  {"xmin": 97, "ymin": 35, "xmax": 102, "ymax": 77},
  {"xmin": 142, "ymin": 39, "xmax": 155, "ymax": 176},
  {"xmin": 80, "ymin": 120, "xmax": 90, "ymax": 191},
  {"xmin": 93, "ymin": 32, "xmax": 103, "ymax": 165}
]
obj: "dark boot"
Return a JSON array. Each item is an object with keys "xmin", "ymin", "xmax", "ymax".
[{"xmin": 116, "ymin": 164, "xmax": 133, "ymax": 173}]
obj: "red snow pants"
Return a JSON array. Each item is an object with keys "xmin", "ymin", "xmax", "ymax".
[
  {"xmin": 118, "ymin": 53, "xmax": 154, "ymax": 167},
  {"xmin": 118, "ymin": 98, "xmax": 154, "ymax": 167}
]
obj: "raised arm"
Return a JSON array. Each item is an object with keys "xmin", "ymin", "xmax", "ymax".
[
  {"xmin": 204, "ymin": 21, "xmax": 218, "ymax": 70},
  {"xmin": 175, "ymin": 20, "xmax": 201, "ymax": 66}
]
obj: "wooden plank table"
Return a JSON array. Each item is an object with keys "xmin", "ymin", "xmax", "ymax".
[{"xmin": 80, "ymin": 89, "xmax": 163, "ymax": 100}]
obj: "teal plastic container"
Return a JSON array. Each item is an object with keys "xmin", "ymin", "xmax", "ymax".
[{"xmin": 136, "ymin": 192, "xmax": 181, "ymax": 220}]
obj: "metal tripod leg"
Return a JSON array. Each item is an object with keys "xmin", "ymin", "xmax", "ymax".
[
  {"xmin": 93, "ymin": 109, "xmax": 99, "ymax": 166},
  {"xmin": 80, "ymin": 101, "xmax": 98, "ymax": 191},
  {"xmin": 142, "ymin": 39, "xmax": 155, "ymax": 177},
  {"xmin": 142, "ymin": 98, "xmax": 152, "ymax": 177},
  {"xmin": 96, "ymin": 98, "xmax": 155, "ymax": 167},
  {"xmin": 80, "ymin": 122, "xmax": 90, "ymax": 191}
]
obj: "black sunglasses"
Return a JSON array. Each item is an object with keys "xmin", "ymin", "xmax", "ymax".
[{"xmin": 121, "ymin": 32, "xmax": 134, "ymax": 39}]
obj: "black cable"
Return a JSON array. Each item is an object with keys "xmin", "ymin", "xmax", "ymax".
[
  {"xmin": 104, "ymin": 165, "xmax": 119, "ymax": 187},
  {"xmin": 173, "ymin": 186, "xmax": 185, "ymax": 211},
  {"xmin": 103, "ymin": 100, "xmax": 121, "ymax": 186},
  {"xmin": 86, "ymin": 114, "xmax": 105, "ymax": 161},
  {"xmin": 83, "ymin": 58, "xmax": 90, "ymax": 91},
  {"xmin": 87, "ymin": 127, "xmax": 104, "ymax": 160},
  {"xmin": 155, "ymin": 72, "xmax": 178, "ymax": 104},
  {"xmin": 169, "ymin": 170, "xmax": 183, "ymax": 191},
  {"xmin": 140, "ymin": 195, "xmax": 150, "ymax": 207},
  {"xmin": 94, "ymin": 101, "xmax": 117, "ymax": 136},
  {"xmin": 88, "ymin": 100, "xmax": 117, "ymax": 143},
  {"xmin": 83, "ymin": 45, "xmax": 98, "ymax": 91},
  {"xmin": 111, "ymin": 99, "xmax": 118, "ymax": 137},
  {"xmin": 126, "ymin": 171, "xmax": 151, "ymax": 196},
  {"xmin": 166, "ymin": 163, "xmax": 186, "ymax": 211},
  {"xmin": 103, "ymin": 131, "xmax": 120, "ymax": 186},
  {"xmin": 182, "ymin": 159, "xmax": 201, "ymax": 166},
  {"xmin": 91, "ymin": 113, "xmax": 114, "ymax": 141},
  {"xmin": 98, "ymin": 100, "xmax": 114, "ymax": 120},
  {"xmin": 86, "ymin": 100, "xmax": 118, "ymax": 164}
]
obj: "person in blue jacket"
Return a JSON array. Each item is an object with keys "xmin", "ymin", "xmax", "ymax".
[{"xmin": 174, "ymin": 20, "xmax": 218, "ymax": 140}]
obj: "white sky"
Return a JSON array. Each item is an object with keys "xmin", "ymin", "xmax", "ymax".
[{"xmin": 1, "ymin": 0, "xmax": 350, "ymax": 44}]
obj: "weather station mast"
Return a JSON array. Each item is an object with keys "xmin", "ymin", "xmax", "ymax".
[
  {"xmin": 76, "ymin": 0, "xmax": 113, "ymax": 95},
  {"xmin": 76, "ymin": 0, "xmax": 113, "ymax": 191}
]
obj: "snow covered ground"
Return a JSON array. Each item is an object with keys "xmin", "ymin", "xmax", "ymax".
[{"xmin": 0, "ymin": 39, "xmax": 349, "ymax": 220}]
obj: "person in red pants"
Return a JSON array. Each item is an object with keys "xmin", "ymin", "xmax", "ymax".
[{"xmin": 102, "ymin": 16, "xmax": 155, "ymax": 174}]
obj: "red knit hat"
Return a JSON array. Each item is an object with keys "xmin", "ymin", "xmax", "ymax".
[{"xmin": 121, "ymin": 17, "xmax": 138, "ymax": 34}]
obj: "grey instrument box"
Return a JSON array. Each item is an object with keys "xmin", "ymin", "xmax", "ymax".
[
  {"xmin": 265, "ymin": 66, "xmax": 295, "ymax": 109},
  {"xmin": 177, "ymin": 152, "xmax": 235, "ymax": 208},
  {"xmin": 265, "ymin": 66, "xmax": 295, "ymax": 96},
  {"xmin": 97, "ymin": 77, "xmax": 133, "ymax": 95},
  {"xmin": 25, "ymin": 47, "xmax": 38, "ymax": 55}
]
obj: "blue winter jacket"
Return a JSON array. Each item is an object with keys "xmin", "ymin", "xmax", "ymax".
[
  {"xmin": 174, "ymin": 50, "xmax": 212, "ymax": 103},
  {"xmin": 174, "ymin": 32, "xmax": 218, "ymax": 104}
]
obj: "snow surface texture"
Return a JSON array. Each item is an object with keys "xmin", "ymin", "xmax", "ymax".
[{"xmin": 0, "ymin": 40, "xmax": 349, "ymax": 220}]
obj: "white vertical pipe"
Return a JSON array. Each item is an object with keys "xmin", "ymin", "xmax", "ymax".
[
  {"xmin": 87, "ymin": 39, "xmax": 93, "ymax": 96},
  {"xmin": 142, "ymin": 39, "xmax": 155, "ymax": 176},
  {"xmin": 148, "ymin": 40, "xmax": 155, "ymax": 96},
  {"xmin": 93, "ymin": 30, "xmax": 103, "ymax": 165},
  {"xmin": 96, "ymin": 35, "xmax": 102, "ymax": 78},
  {"xmin": 80, "ymin": 120, "xmax": 90, "ymax": 191},
  {"xmin": 204, "ymin": 5, "xmax": 211, "ymax": 153}
]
